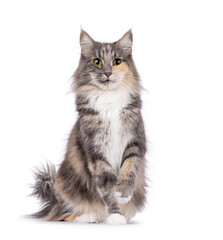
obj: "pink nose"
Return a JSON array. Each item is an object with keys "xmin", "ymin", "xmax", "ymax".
[{"xmin": 104, "ymin": 72, "xmax": 112, "ymax": 78}]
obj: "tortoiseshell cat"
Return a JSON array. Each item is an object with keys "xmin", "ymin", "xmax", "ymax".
[{"xmin": 31, "ymin": 30, "xmax": 147, "ymax": 224}]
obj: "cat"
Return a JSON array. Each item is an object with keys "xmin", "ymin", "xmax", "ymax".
[{"xmin": 31, "ymin": 29, "xmax": 147, "ymax": 224}]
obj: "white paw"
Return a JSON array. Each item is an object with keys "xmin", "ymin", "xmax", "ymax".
[
  {"xmin": 75, "ymin": 213, "xmax": 98, "ymax": 223},
  {"xmin": 115, "ymin": 191, "xmax": 132, "ymax": 204},
  {"xmin": 106, "ymin": 213, "xmax": 127, "ymax": 225}
]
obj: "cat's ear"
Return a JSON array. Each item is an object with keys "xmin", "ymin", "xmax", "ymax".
[
  {"xmin": 80, "ymin": 30, "xmax": 95, "ymax": 56},
  {"xmin": 116, "ymin": 30, "xmax": 133, "ymax": 55}
]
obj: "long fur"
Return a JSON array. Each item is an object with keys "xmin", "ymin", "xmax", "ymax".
[
  {"xmin": 31, "ymin": 30, "xmax": 147, "ymax": 224},
  {"xmin": 31, "ymin": 163, "xmax": 57, "ymax": 218}
]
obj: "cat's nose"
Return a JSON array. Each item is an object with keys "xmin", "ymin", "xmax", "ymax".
[{"xmin": 104, "ymin": 72, "xmax": 112, "ymax": 78}]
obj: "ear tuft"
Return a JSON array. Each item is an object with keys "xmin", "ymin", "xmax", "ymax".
[
  {"xmin": 116, "ymin": 30, "xmax": 133, "ymax": 55},
  {"xmin": 80, "ymin": 30, "xmax": 95, "ymax": 56}
]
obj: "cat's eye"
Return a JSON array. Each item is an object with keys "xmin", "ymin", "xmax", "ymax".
[
  {"xmin": 93, "ymin": 58, "xmax": 102, "ymax": 66},
  {"xmin": 113, "ymin": 58, "xmax": 122, "ymax": 66}
]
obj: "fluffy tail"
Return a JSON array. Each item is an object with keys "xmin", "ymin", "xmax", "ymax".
[{"xmin": 31, "ymin": 162, "xmax": 58, "ymax": 219}]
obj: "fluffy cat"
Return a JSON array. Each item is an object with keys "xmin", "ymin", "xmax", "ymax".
[{"xmin": 31, "ymin": 30, "xmax": 147, "ymax": 224}]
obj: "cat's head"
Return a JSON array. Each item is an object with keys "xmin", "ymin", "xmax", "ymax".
[{"xmin": 74, "ymin": 30, "xmax": 140, "ymax": 92}]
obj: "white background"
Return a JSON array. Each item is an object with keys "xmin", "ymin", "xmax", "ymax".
[{"xmin": 0, "ymin": 0, "xmax": 223, "ymax": 239}]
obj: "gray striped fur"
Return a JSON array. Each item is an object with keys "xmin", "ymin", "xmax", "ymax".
[{"xmin": 31, "ymin": 30, "xmax": 147, "ymax": 223}]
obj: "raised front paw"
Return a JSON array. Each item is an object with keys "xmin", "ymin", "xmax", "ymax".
[
  {"xmin": 114, "ymin": 191, "xmax": 133, "ymax": 204},
  {"xmin": 115, "ymin": 181, "xmax": 133, "ymax": 204}
]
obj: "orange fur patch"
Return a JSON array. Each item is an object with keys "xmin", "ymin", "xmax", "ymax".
[
  {"xmin": 57, "ymin": 213, "xmax": 80, "ymax": 222},
  {"xmin": 112, "ymin": 63, "xmax": 138, "ymax": 91}
]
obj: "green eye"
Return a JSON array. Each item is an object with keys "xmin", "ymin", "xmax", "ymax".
[
  {"xmin": 93, "ymin": 58, "xmax": 102, "ymax": 66},
  {"xmin": 113, "ymin": 58, "xmax": 122, "ymax": 66}
]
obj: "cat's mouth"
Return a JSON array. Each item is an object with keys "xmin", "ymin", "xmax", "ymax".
[
  {"xmin": 100, "ymin": 79, "xmax": 111, "ymax": 83},
  {"xmin": 100, "ymin": 78, "xmax": 114, "ymax": 84},
  {"xmin": 97, "ymin": 77, "xmax": 119, "ymax": 90}
]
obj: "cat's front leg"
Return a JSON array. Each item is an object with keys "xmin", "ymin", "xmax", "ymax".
[
  {"xmin": 115, "ymin": 140, "xmax": 144, "ymax": 204},
  {"xmin": 115, "ymin": 164, "xmax": 136, "ymax": 204},
  {"xmin": 82, "ymin": 123, "xmax": 127, "ymax": 223},
  {"xmin": 88, "ymin": 158, "xmax": 121, "ymax": 213},
  {"xmin": 88, "ymin": 158, "xmax": 128, "ymax": 224}
]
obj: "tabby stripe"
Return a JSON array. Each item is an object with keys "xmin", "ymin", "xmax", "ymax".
[
  {"xmin": 78, "ymin": 108, "xmax": 98, "ymax": 115},
  {"xmin": 121, "ymin": 152, "xmax": 140, "ymax": 166},
  {"xmin": 126, "ymin": 141, "xmax": 140, "ymax": 149},
  {"xmin": 125, "ymin": 96, "xmax": 141, "ymax": 109},
  {"xmin": 120, "ymin": 175, "xmax": 136, "ymax": 187}
]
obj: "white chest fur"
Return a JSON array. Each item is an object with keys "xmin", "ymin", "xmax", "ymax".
[{"xmin": 89, "ymin": 90, "xmax": 132, "ymax": 175}]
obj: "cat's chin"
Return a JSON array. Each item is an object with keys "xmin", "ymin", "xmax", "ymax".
[{"xmin": 96, "ymin": 81, "xmax": 119, "ymax": 91}]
